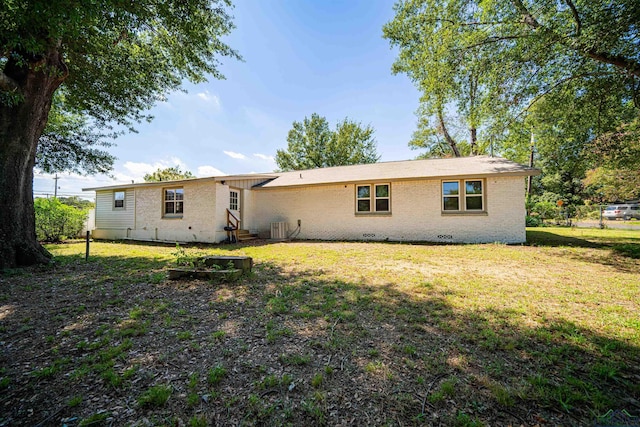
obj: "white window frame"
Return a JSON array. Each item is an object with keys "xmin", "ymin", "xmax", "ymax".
[
  {"xmin": 442, "ymin": 179, "xmax": 485, "ymax": 213},
  {"xmin": 113, "ymin": 191, "xmax": 125, "ymax": 210},
  {"xmin": 230, "ymin": 190, "xmax": 239, "ymax": 211},
  {"xmin": 442, "ymin": 181, "xmax": 460, "ymax": 211},
  {"xmin": 464, "ymin": 180, "xmax": 484, "ymax": 211},
  {"xmin": 164, "ymin": 187, "xmax": 184, "ymax": 218},
  {"xmin": 356, "ymin": 183, "xmax": 391, "ymax": 214}
]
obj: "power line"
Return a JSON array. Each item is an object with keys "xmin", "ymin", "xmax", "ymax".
[{"xmin": 34, "ymin": 193, "xmax": 94, "ymax": 198}]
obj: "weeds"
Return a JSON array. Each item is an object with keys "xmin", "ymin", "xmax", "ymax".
[
  {"xmin": 138, "ymin": 384, "xmax": 172, "ymax": 408},
  {"xmin": 279, "ymin": 353, "xmax": 311, "ymax": 366},
  {"xmin": 207, "ymin": 365, "xmax": 226, "ymax": 386}
]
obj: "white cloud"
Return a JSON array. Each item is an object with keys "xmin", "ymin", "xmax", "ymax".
[
  {"xmin": 223, "ymin": 151, "xmax": 247, "ymax": 160},
  {"xmin": 122, "ymin": 161, "xmax": 158, "ymax": 177},
  {"xmin": 118, "ymin": 158, "xmax": 189, "ymax": 182},
  {"xmin": 197, "ymin": 165, "xmax": 226, "ymax": 177},
  {"xmin": 158, "ymin": 90, "xmax": 221, "ymax": 112},
  {"xmin": 196, "ymin": 90, "xmax": 221, "ymax": 107},
  {"xmin": 253, "ymin": 153, "xmax": 275, "ymax": 161}
]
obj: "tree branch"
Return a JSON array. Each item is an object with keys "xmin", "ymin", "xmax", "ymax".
[
  {"xmin": 432, "ymin": 19, "xmax": 518, "ymax": 27},
  {"xmin": 510, "ymin": 0, "xmax": 540, "ymax": 29},
  {"xmin": 437, "ymin": 107, "xmax": 460, "ymax": 157},
  {"xmin": 521, "ymin": 71, "xmax": 616, "ymax": 115},
  {"xmin": 462, "ymin": 34, "xmax": 532, "ymax": 51},
  {"xmin": 563, "ymin": 0, "xmax": 581, "ymax": 36},
  {"xmin": 511, "ymin": 0, "xmax": 640, "ymax": 77},
  {"xmin": 583, "ymin": 50, "xmax": 640, "ymax": 77}
]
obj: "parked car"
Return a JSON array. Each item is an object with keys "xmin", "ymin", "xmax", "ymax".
[{"xmin": 603, "ymin": 204, "xmax": 640, "ymax": 220}]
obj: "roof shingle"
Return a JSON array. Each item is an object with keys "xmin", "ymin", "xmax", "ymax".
[{"xmin": 256, "ymin": 156, "xmax": 538, "ymax": 189}]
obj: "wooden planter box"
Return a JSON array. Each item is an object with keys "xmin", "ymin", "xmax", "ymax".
[
  {"xmin": 201, "ymin": 256, "xmax": 252, "ymax": 273},
  {"xmin": 168, "ymin": 256, "xmax": 252, "ymax": 281},
  {"xmin": 167, "ymin": 268, "xmax": 242, "ymax": 281}
]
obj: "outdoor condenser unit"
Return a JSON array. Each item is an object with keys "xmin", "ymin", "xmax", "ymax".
[{"xmin": 270, "ymin": 222, "xmax": 288, "ymax": 240}]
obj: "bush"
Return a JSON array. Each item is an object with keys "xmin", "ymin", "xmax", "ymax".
[
  {"xmin": 34, "ymin": 198, "xmax": 88, "ymax": 242},
  {"xmin": 531, "ymin": 201, "xmax": 558, "ymax": 220},
  {"xmin": 574, "ymin": 204, "xmax": 602, "ymax": 220},
  {"xmin": 526, "ymin": 215, "xmax": 542, "ymax": 227}
]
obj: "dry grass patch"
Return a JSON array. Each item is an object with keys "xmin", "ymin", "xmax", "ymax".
[{"xmin": 0, "ymin": 228, "xmax": 638, "ymax": 426}]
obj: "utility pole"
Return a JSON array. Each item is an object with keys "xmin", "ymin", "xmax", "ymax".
[
  {"xmin": 527, "ymin": 132, "xmax": 535, "ymax": 196},
  {"xmin": 53, "ymin": 174, "xmax": 59, "ymax": 198}
]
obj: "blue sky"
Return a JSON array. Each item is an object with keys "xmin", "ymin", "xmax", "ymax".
[{"xmin": 33, "ymin": 0, "xmax": 422, "ymax": 199}]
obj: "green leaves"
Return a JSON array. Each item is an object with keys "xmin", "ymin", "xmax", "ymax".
[
  {"xmin": 36, "ymin": 92, "xmax": 116, "ymax": 175},
  {"xmin": 143, "ymin": 166, "xmax": 195, "ymax": 182},
  {"xmin": 34, "ymin": 197, "xmax": 88, "ymax": 242},
  {"xmin": 275, "ymin": 114, "xmax": 379, "ymax": 171},
  {"xmin": 384, "ymin": 0, "xmax": 640, "ymax": 202},
  {"xmin": 2, "ymin": 0, "xmax": 241, "ymax": 129}
]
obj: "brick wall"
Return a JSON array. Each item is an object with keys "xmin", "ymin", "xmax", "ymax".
[
  {"xmin": 125, "ymin": 181, "xmax": 219, "ymax": 242},
  {"xmin": 92, "ymin": 175, "xmax": 527, "ymax": 244},
  {"xmin": 251, "ymin": 176, "xmax": 526, "ymax": 244}
]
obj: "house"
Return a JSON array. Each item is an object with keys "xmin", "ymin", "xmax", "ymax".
[{"xmin": 83, "ymin": 156, "xmax": 539, "ymax": 244}]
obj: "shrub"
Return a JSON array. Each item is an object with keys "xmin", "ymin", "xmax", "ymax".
[
  {"xmin": 574, "ymin": 204, "xmax": 602, "ymax": 220},
  {"xmin": 531, "ymin": 201, "xmax": 557, "ymax": 220},
  {"xmin": 34, "ymin": 198, "xmax": 88, "ymax": 242},
  {"xmin": 526, "ymin": 215, "xmax": 542, "ymax": 227}
]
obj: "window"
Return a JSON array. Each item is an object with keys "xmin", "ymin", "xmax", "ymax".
[
  {"xmin": 465, "ymin": 180, "xmax": 483, "ymax": 210},
  {"xmin": 442, "ymin": 181, "xmax": 459, "ymax": 211},
  {"xmin": 114, "ymin": 191, "xmax": 125, "ymax": 209},
  {"xmin": 230, "ymin": 190, "xmax": 238, "ymax": 211},
  {"xmin": 442, "ymin": 180, "xmax": 484, "ymax": 212},
  {"xmin": 356, "ymin": 185, "xmax": 371, "ymax": 212},
  {"xmin": 164, "ymin": 187, "xmax": 184, "ymax": 217},
  {"xmin": 356, "ymin": 184, "xmax": 390, "ymax": 214}
]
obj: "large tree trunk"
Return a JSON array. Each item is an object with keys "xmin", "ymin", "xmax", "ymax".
[
  {"xmin": 0, "ymin": 45, "xmax": 67, "ymax": 268},
  {"xmin": 437, "ymin": 107, "xmax": 461, "ymax": 157},
  {"xmin": 470, "ymin": 127, "xmax": 478, "ymax": 155}
]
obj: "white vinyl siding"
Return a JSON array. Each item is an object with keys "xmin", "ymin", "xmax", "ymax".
[
  {"xmin": 95, "ymin": 189, "xmax": 134, "ymax": 229},
  {"xmin": 223, "ymin": 178, "xmax": 272, "ymax": 190}
]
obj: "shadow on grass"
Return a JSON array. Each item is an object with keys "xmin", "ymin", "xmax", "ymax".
[
  {"xmin": 527, "ymin": 230, "xmax": 640, "ymax": 274},
  {"xmin": 256, "ymin": 264, "xmax": 640, "ymax": 425},
  {"xmin": 1, "ymin": 250, "xmax": 639, "ymax": 426}
]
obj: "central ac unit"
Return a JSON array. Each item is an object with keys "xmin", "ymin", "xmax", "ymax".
[{"xmin": 270, "ymin": 221, "xmax": 288, "ymax": 240}]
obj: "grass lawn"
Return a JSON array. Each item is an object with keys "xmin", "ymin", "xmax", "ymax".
[{"xmin": 0, "ymin": 227, "xmax": 638, "ymax": 426}]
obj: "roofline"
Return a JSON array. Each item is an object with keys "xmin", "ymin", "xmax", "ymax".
[
  {"xmin": 83, "ymin": 157, "xmax": 539, "ymax": 192},
  {"xmin": 82, "ymin": 174, "xmax": 278, "ymax": 192},
  {"xmin": 254, "ymin": 169, "xmax": 540, "ymax": 190}
]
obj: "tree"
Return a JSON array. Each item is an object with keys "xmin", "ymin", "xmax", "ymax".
[
  {"xmin": 0, "ymin": 0, "xmax": 240, "ymax": 268},
  {"xmin": 383, "ymin": 0, "xmax": 640, "ymax": 163},
  {"xmin": 144, "ymin": 167, "xmax": 195, "ymax": 182},
  {"xmin": 583, "ymin": 167, "xmax": 640, "ymax": 203},
  {"xmin": 384, "ymin": 1, "xmax": 495, "ymax": 158},
  {"xmin": 57, "ymin": 196, "xmax": 94, "ymax": 210},
  {"xmin": 408, "ymin": 105, "xmax": 474, "ymax": 158},
  {"xmin": 36, "ymin": 93, "xmax": 116, "ymax": 176},
  {"xmin": 275, "ymin": 114, "xmax": 379, "ymax": 171},
  {"xmin": 583, "ymin": 117, "xmax": 640, "ymax": 202}
]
